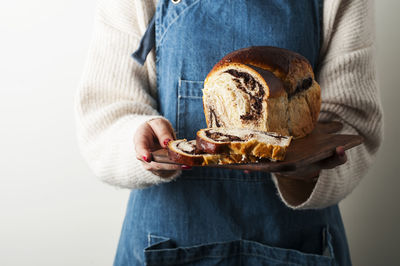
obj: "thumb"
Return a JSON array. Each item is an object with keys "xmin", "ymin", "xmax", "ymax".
[
  {"xmin": 134, "ymin": 123, "xmax": 155, "ymax": 163},
  {"xmin": 317, "ymin": 146, "xmax": 347, "ymax": 170},
  {"xmin": 147, "ymin": 119, "xmax": 176, "ymax": 148},
  {"xmin": 134, "ymin": 132, "xmax": 153, "ymax": 163}
]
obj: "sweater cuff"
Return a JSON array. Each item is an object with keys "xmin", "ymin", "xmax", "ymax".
[
  {"xmin": 80, "ymin": 114, "xmax": 180, "ymax": 189},
  {"xmin": 272, "ymin": 168, "xmax": 343, "ymax": 210}
]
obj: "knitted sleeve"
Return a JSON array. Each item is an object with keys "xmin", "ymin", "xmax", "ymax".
[
  {"xmin": 272, "ymin": 0, "xmax": 384, "ymax": 209},
  {"xmin": 75, "ymin": 0, "xmax": 178, "ymax": 188}
]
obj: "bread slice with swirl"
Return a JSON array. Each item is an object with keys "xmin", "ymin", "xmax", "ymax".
[
  {"xmin": 203, "ymin": 46, "xmax": 321, "ymax": 138},
  {"xmin": 168, "ymin": 139, "xmax": 254, "ymax": 166},
  {"xmin": 168, "ymin": 129, "xmax": 292, "ymax": 166},
  {"xmin": 196, "ymin": 128, "xmax": 292, "ymax": 162}
]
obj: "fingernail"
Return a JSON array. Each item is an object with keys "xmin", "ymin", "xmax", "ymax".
[
  {"xmin": 143, "ymin": 156, "xmax": 150, "ymax": 163},
  {"xmin": 163, "ymin": 138, "xmax": 172, "ymax": 147},
  {"xmin": 181, "ymin": 165, "xmax": 192, "ymax": 170},
  {"xmin": 337, "ymin": 148, "xmax": 345, "ymax": 157}
]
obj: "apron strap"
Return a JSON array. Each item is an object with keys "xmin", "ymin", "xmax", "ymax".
[{"xmin": 132, "ymin": 15, "xmax": 155, "ymax": 66}]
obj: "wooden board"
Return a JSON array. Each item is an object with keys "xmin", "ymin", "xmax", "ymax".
[{"xmin": 151, "ymin": 122, "xmax": 364, "ymax": 172}]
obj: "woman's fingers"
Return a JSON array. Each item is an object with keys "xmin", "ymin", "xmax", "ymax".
[
  {"xmin": 141, "ymin": 162, "xmax": 180, "ymax": 179},
  {"xmin": 134, "ymin": 118, "xmax": 185, "ymax": 175},
  {"xmin": 273, "ymin": 146, "xmax": 348, "ymax": 181},
  {"xmin": 147, "ymin": 119, "xmax": 175, "ymax": 148},
  {"xmin": 142, "ymin": 161, "xmax": 182, "ymax": 171},
  {"xmin": 316, "ymin": 146, "xmax": 347, "ymax": 170},
  {"xmin": 140, "ymin": 161, "xmax": 191, "ymax": 178},
  {"xmin": 134, "ymin": 130, "xmax": 153, "ymax": 163},
  {"xmin": 134, "ymin": 118, "xmax": 175, "ymax": 162},
  {"xmin": 134, "ymin": 124, "xmax": 154, "ymax": 162}
]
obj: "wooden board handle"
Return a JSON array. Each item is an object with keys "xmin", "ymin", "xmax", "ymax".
[{"xmin": 151, "ymin": 149, "xmax": 173, "ymax": 164}]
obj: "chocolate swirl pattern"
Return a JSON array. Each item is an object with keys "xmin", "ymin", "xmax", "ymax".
[{"xmin": 203, "ymin": 46, "xmax": 321, "ymax": 138}]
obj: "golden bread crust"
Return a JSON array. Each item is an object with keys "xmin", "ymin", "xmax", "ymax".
[
  {"xmin": 196, "ymin": 129, "xmax": 292, "ymax": 161},
  {"xmin": 206, "ymin": 46, "xmax": 314, "ymax": 95},
  {"xmin": 167, "ymin": 140, "xmax": 259, "ymax": 166}
]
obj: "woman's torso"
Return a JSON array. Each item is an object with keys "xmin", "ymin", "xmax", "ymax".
[{"xmin": 114, "ymin": 1, "xmax": 351, "ymax": 265}]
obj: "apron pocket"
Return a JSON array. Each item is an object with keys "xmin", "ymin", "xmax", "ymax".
[
  {"xmin": 177, "ymin": 79, "xmax": 207, "ymax": 139},
  {"xmin": 144, "ymin": 228, "xmax": 335, "ymax": 266}
]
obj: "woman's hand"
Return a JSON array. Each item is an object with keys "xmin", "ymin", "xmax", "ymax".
[
  {"xmin": 272, "ymin": 146, "xmax": 348, "ymax": 206},
  {"xmin": 274, "ymin": 146, "xmax": 348, "ymax": 182},
  {"xmin": 134, "ymin": 118, "xmax": 190, "ymax": 178}
]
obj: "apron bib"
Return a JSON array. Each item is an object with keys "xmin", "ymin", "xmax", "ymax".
[{"xmin": 115, "ymin": 1, "xmax": 351, "ymax": 265}]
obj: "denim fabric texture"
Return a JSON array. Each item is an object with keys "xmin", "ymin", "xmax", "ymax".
[
  {"xmin": 132, "ymin": 16, "xmax": 156, "ymax": 66},
  {"xmin": 114, "ymin": 1, "xmax": 351, "ymax": 265}
]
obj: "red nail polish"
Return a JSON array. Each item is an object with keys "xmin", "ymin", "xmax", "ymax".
[
  {"xmin": 143, "ymin": 156, "xmax": 150, "ymax": 162},
  {"xmin": 181, "ymin": 165, "xmax": 192, "ymax": 170},
  {"xmin": 337, "ymin": 148, "xmax": 345, "ymax": 157},
  {"xmin": 163, "ymin": 138, "xmax": 172, "ymax": 147}
]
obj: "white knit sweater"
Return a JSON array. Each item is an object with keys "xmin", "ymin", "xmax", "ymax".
[{"xmin": 75, "ymin": 0, "xmax": 383, "ymax": 209}]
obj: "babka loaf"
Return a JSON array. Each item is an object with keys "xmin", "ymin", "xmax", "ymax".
[
  {"xmin": 167, "ymin": 46, "xmax": 315, "ymax": 165},
  {"xmin": 203, "ymin": 46, "xmax": 321, "ymax": 138},
  {"xmin": 196, "ymin": 128, "xmax": 292, "ymax": 161}
]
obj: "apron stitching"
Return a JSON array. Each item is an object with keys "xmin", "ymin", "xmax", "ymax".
[
  {"xmin": 179, "ymin": 177, "xmax": 271, "ymax": 183},
  {"xmin": 178, "ymin": 80, "xmax": 203, "ymax": 83},
  {"xmin": 176, "ymin": 79, "xmax": 182, "ymax": 137},
  {"xmin": 149, "ymin": 253, "xmax": 303, "ymax": 265},
  {"xmin": 179, "ymin": 96, "xmax": 202, "ymax": 99},
  {"xmin": 158, "ymin": 0, "xmax": 201, "ymax": 45}
]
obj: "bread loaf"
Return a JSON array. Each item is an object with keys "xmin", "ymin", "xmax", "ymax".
[
  {"xmin": 203, "ymin": 46, "xmax": 321, "ymax": 138},
  {"xmin": 168, "ymin": 46, "xmax": 318, "ymax": 165}
]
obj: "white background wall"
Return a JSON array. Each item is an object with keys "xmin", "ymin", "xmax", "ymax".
[{"xmin": 0, "ymin": 1, "xmax": 398, "ymax": 265}]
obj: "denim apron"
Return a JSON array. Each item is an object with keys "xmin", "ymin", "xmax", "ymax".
[{"xmin": 114, "ymin": 1, "xmax": 351, "ymax": 265}]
